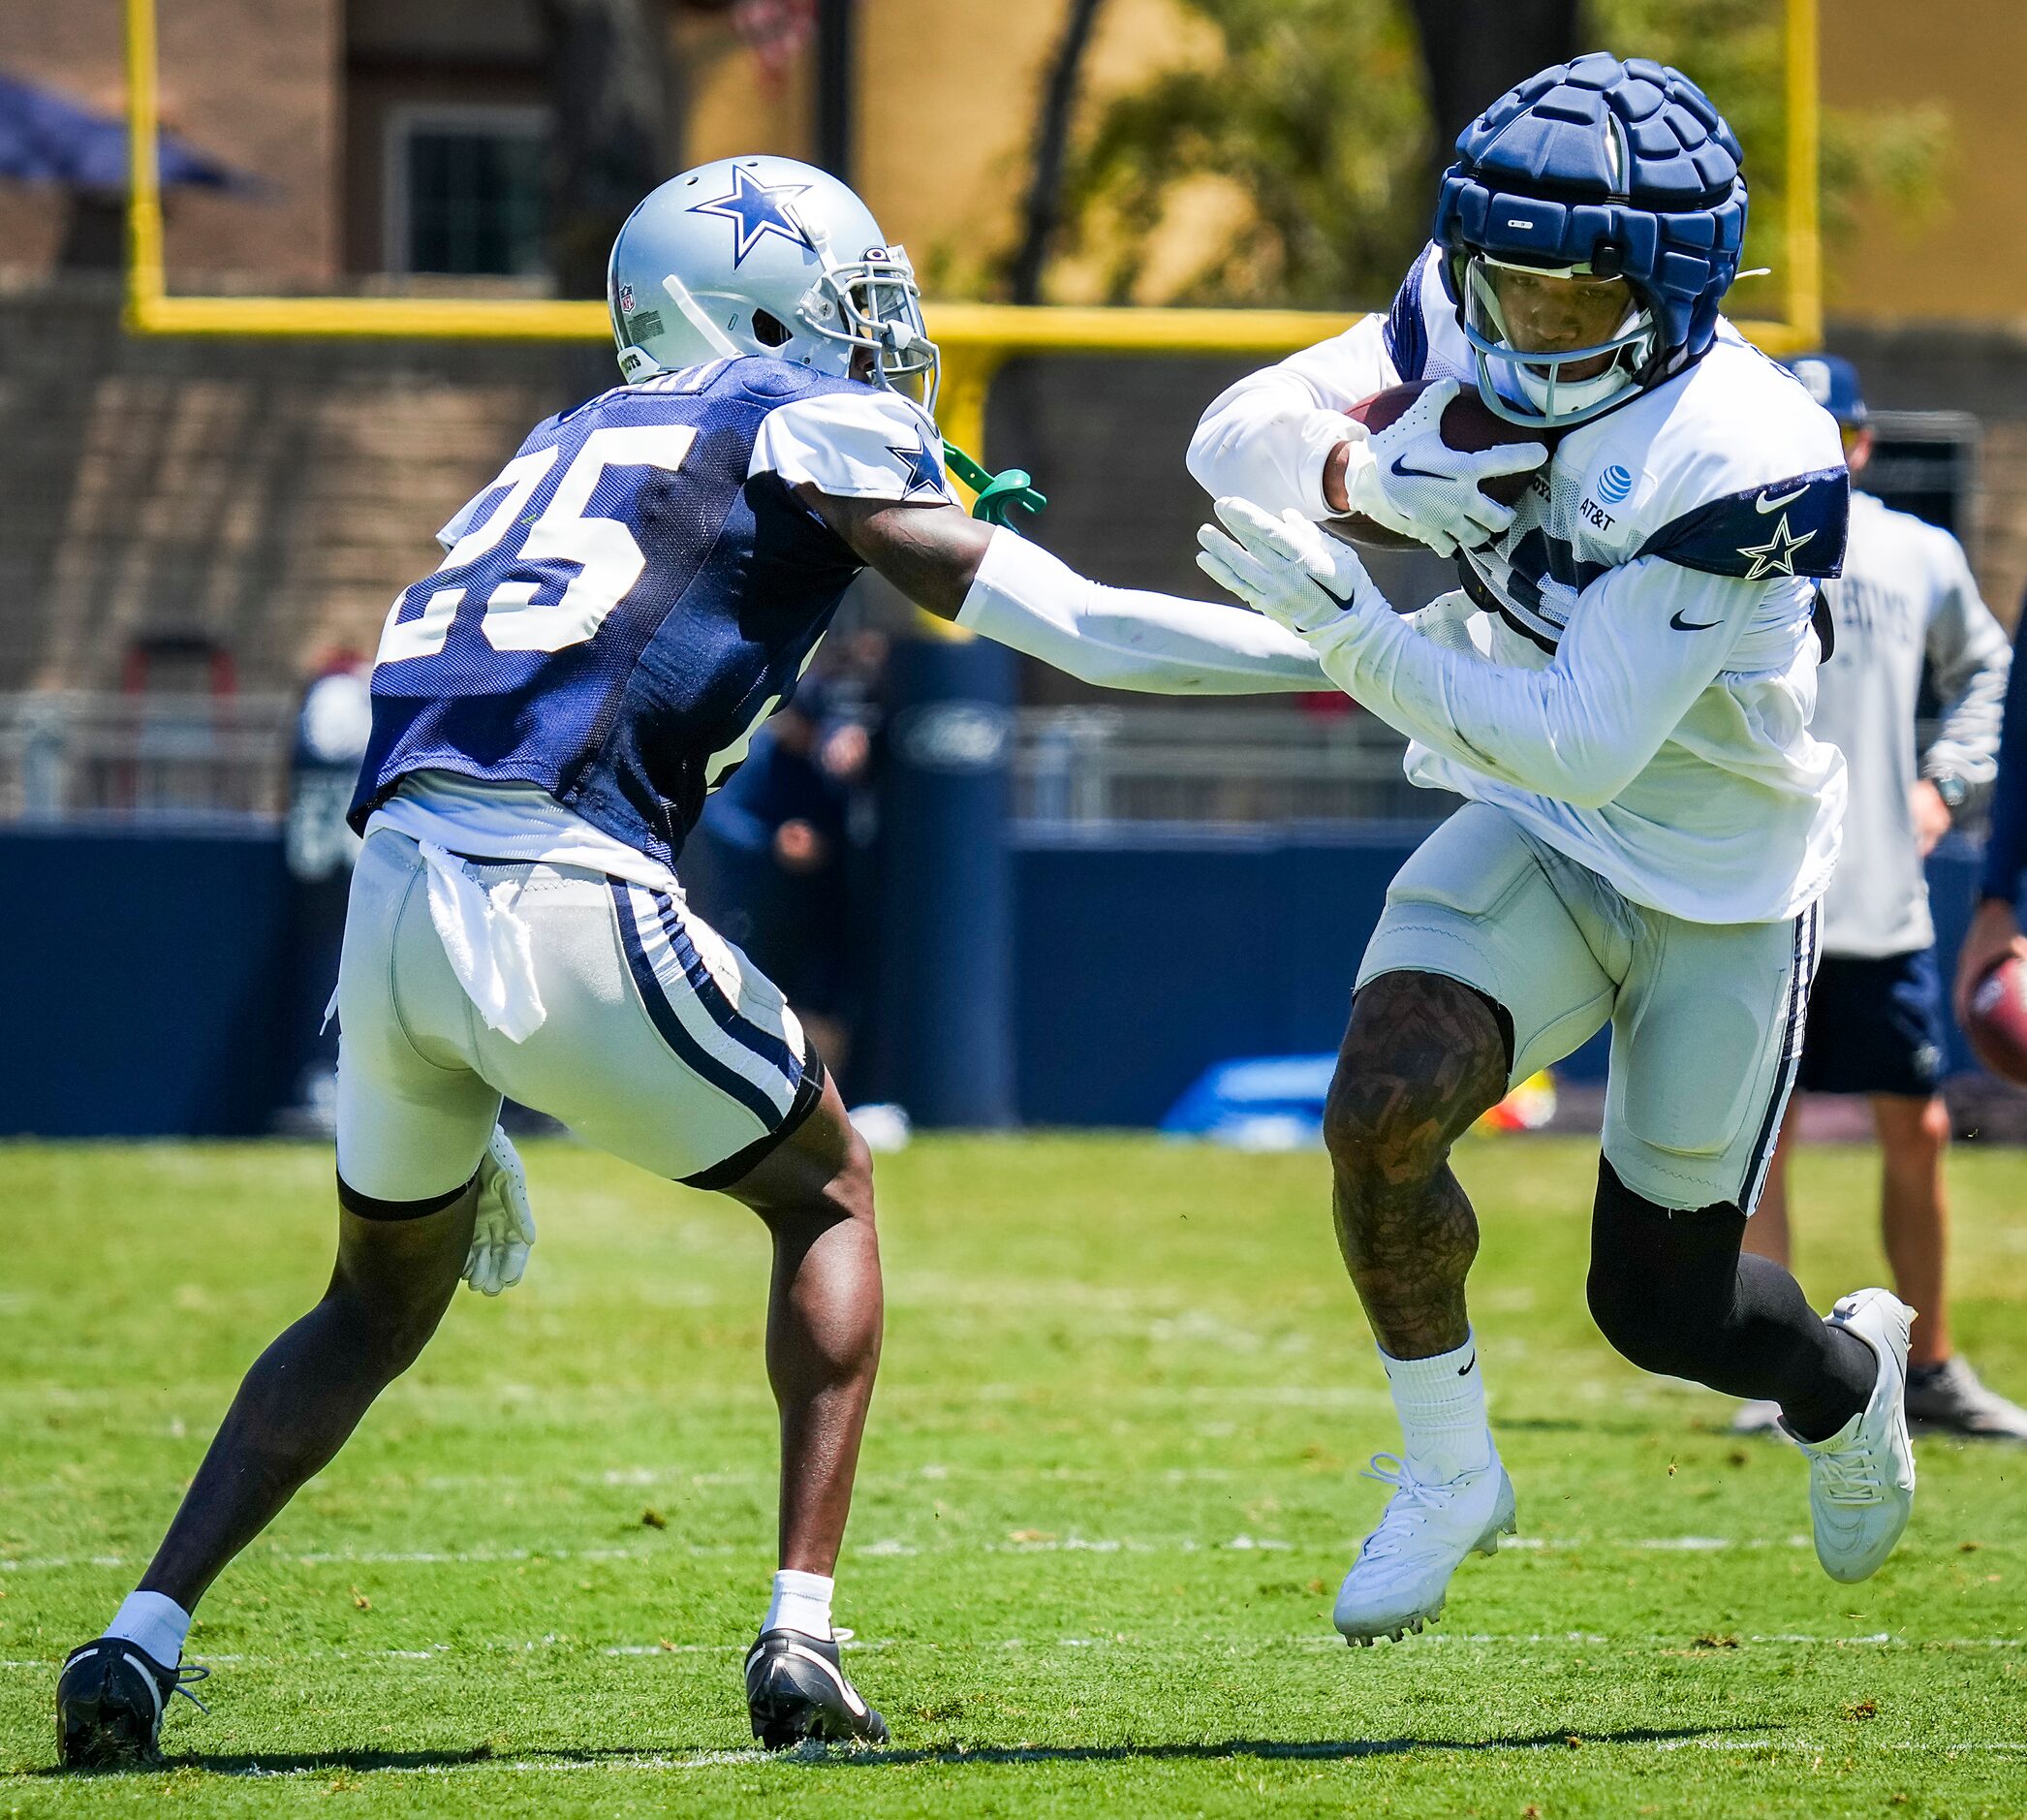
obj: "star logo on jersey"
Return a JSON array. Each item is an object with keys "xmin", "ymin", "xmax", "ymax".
[
  {"xmin": 1737, "ymin": 512, "xmax": 1815, "ymax": 581},
  {"xmin": 688, "ymin": 167, "xmax": 814, "ymax": 268},
  {"xmin": 886, "ymin": 429, "xmax": 947, "ymax": 499}
]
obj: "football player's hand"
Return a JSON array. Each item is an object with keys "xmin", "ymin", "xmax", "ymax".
[
  {"xmin": 1197, "ymin": 499, "xmax": 1384, "ymax": 638},
  {"xmin": 1910, "ymin": 779, "xmax": 1953, "ymax": 858},
  {"xmin": 465, "ymin": 1124, "xmax": 536, "ymax": 1296},
  {"xmin": 1342, "ymin": 377, "xmax": 1546, "ymax": 552}
]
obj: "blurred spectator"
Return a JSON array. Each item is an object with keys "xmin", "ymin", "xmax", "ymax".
[
  {"xmin": 277, "ymin": 649, "xmax": 372, "ymax": 1132},
  {"xmin": 698, "ymin": 676, "xmax": 872, "ymax": 1076}
]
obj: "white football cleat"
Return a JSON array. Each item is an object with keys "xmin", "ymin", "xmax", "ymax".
[
  {"xmin": 1333, "ymin": 1451, "xmax": 1516, "ymax": 1645},
  {"xmin": 1787, "ymin": 1289, "xmax": 1916, "ymax": 1584}
]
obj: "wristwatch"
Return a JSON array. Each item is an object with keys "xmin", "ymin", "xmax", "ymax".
[{"xmin": 1930, "ymin": 771, "xmax": 1969, "ymax": 813}]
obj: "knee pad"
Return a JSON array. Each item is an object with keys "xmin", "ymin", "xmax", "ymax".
[{"xmin": 1587, "ymin": 1159, "xmax": 1746, "ymax": 1376}]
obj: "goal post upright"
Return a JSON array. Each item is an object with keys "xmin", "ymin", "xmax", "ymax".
[{"xmin": 122, "ymin": 0, "xmax": 1823, "ymax": 420}]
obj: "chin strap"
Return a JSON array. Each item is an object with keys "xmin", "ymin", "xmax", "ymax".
[{"xmin": 942, "ymin": 439, "xmax": 1047, "ymax": 526}]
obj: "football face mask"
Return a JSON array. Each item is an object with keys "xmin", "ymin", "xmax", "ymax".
[
  {"xmin": 816, "ymin": 238, "xmax": 940, "ymax": 411},
  {"xmin": 1458, "ymin": 254, "xmax": 1656, "ymax": 429}
]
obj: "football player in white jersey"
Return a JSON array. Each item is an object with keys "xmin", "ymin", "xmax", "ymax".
[
  {"xmin": 54, "ymin": 156, "xmax": 1330, "ymax": 1770},
  {"xmin": 1192, "ymin": 55, "xmax": 1918, "ymax": 1646},
  {"xmin": 1733, "ymin": 356, "xmax": 2027, "ymax": 1440}
]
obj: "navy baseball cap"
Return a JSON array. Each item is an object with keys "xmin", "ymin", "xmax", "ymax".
[{"xmin": 1782, "ymin": 353, "xmax": 1868, "ymax": 427}]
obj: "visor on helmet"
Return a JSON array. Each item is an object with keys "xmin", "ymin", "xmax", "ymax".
[{"xmin": 1456, "ymin": 253, "xmax": 1656, "ymax": 428}]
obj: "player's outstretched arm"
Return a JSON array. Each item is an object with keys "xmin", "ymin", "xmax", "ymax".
[
  {"xmin": 806, "ymin": 489, "xmax": 1327, "ymax": 694},
  {"xmin": 1199, "ymin": 499, "xmax": 1769, "ymax": 807}
]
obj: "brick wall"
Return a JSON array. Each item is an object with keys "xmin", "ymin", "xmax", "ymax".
[{"xmin": 0, "ymin": 288, "xmax": 600, "ymax": 692}]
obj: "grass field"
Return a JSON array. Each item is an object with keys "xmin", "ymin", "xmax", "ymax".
[{"xmin": 3, "ymin": 1133, "xmax": 2025, "ymax": 1816}]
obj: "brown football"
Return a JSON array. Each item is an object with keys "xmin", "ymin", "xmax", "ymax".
[
  {"xmin": 1967, "ymin": 955, "xmax": 2027, "ymax": 1085},
  {"xmin": 1330, "ymin": 379, "xmax": 1556, "ymax": 549}
]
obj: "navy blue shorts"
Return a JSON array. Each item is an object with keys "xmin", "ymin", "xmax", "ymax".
[{"xmin": 1796, "ymin": 948, "xmax": 1947, "ymax": 1099}]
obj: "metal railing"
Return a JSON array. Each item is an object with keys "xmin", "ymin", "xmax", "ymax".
[
  {"xmin": 0, "ymin": 692, "xmax": 296, "ymax": 822},
  {"xmin": 6, "ymin": 692, "xmax": 1942, "ymax": 834},
  {"xmin": 1014, "ymin": 706, "xmax": 1432, "ymax": 827},
  {"xmin": 0, "ymin": 693, "xmax": 1431, "ymax": 829}
]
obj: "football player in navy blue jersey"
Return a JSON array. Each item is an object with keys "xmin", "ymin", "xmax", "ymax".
[{"xmin": 54, "ymin": 156, "xmax": 1328, "ymax": 1768}]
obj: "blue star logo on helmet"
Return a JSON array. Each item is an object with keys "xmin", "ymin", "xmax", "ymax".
[{"xmin": 688, "ymin": 166, "xmax": 815, "ymax": 268}]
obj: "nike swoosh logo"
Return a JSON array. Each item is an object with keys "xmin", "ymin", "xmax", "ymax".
[
  {"xmin": 1756, "ymin": 485, "xmax": 1807, "ymax": 513},
  {"xmin": 1669, "ymin": 610, "xmax": 1721, "ymax": 631},
  {"xmin": 1458, "ymin": 1352, "xmax": 1477, "ymax": 1377},
  {"xmin": 1390, "ymin": 455, "xmax": 1450, "ymax": 481}
]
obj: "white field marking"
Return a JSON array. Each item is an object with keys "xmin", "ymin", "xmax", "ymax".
[
  {"xmin": 0, "ymin": 1379, "xmax": 1399, "ymax": 1410},
  {"xmin": 0, "ymin": 1461, "xmax": 1258, "ymax": 1500},
  {"xmin": 0, "ymin": 1546, "xmax": 670, "ymax": 1573},
  {"xmin": 7, "ymin": 1530, "xmax": 1977, "ymax": 1573},
  {"xmin": 8, "ymin": 1630, "xmax": 2025, "ymax": 1676}
]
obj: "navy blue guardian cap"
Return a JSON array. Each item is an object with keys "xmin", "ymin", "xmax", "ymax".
[{"xmin": 1433, "ymin": 53, "xmax": 1748, "ymax": 428}]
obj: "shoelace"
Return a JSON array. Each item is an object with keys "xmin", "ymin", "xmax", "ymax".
[
  {"xmin": 1356, "ymin": 1454, "xmax": 1453, "ymax": 1561},
  {"xmin": 171, "ymin": 1662, "xmax": 211, "ymax": 1714},
  {"xmin": 1811, "ymin": 1446, "xmax": 1884, "ymax": 1508}
]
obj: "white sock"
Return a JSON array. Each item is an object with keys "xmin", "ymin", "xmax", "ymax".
[
  {"xmin": 105, "ymin": 1591, "xmax": 191, "ymax": 1669},
  {"xmin": 763, "ymin": 1569, "xmax": 834, "ymax": 1640},
  {"xmin": 1381, "ymin": 1330, "xmax": 1494, "ymax": 1483}
]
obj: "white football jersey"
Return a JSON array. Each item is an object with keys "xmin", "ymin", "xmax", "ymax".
[
  {"xmin": 1812, "ymin": 489, "xmax": 2009, "ymax": 957},
  {"xmin": 1190, "ymin": 243, "xmax": 1852, "ymax": 926}
]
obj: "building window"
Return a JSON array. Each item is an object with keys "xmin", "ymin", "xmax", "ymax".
[{"xmin": 386, "ymin": 107, "xmax": 549, "ymax": 277}]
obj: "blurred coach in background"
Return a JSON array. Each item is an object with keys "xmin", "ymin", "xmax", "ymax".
[{"xmin": 1738, "ymin": 355, "xmax": 2027, "ymax": 1441}]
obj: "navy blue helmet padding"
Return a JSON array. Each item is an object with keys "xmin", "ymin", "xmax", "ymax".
[{"xmin": 1432, "ymin": 52, "xmax": 1747, "ymax": 385}]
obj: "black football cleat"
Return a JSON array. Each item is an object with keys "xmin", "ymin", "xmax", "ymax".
[
  {"xmin": 743, "ymin": 1628, "xmax": 889, "ymax": 1750},
  {"xmin": 55, "ymin": 1638, "xmax": 208, "ymax": 1771}
]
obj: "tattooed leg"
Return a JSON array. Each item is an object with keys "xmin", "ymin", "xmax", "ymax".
[{"xmin": 1323, "ymin": 971, "xmax": 1512, "ymax": 1360}]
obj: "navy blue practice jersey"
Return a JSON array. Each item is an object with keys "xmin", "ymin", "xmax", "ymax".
[{"xmin": 350, "ymin": 355, "xmax": 951, "ymax": 865}]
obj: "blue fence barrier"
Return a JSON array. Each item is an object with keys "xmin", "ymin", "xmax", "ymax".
[
  {"xmin": 0, "ymin": 826, "xmax": 293, "ymax": 1137},
  {"xmin": 0, "ymin": 822, "xmax": 1989, "ymax": 1139}
]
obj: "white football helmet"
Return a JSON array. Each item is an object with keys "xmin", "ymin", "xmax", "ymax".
[{"xmin": 608, "ymin": 154, "xmax": 938, "ymax": 410}]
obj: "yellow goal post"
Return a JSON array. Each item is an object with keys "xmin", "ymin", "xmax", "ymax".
[{"xmin": 123, "ymin": 0, "xmax": 1824, "ymax": 469}]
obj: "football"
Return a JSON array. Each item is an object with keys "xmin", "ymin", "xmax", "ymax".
[
  {"xmin": 1330, "ymin": 379, "xmax": 1556, "ymax": 549},
  {"xmin": 1966, "ymin": 956, "xmax": 2027, "ymax": 1084}
]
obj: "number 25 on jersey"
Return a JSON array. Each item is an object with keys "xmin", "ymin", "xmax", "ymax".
[{"xmin": 375, "ymin": 424, "xmax": 698, "ymax": 665}]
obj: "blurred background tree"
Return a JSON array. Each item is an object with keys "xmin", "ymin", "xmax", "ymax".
[
  {"xmin": 1014, "ymin": 0, "xmax": 1947, "ymax": 313},
  {"xmin": 542, "ymin": 0, "xmax": 690, "ymax": 300}
]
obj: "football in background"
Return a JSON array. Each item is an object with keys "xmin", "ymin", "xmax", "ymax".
[
  {"xmin": 1331, "ymin": 379, "xmax": 1556, "ymax": 549},
  {"xmin": 1966, "ymin": 955, "xmax": 2027, "ymax": 1085}
]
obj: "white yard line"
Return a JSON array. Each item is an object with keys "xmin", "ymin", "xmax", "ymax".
[
  {"xmin": 6, "ymin": 1630, "xmax": 2023, "ymax": 1674},
  {"xmin": 4, "ymin": 1532, "xmax": 1894, "ymax": 1573}
]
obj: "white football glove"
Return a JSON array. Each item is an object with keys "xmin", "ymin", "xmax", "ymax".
[
  {"xmin": 1341, "ymin": 377, "xmax": 1547, "ymax": 554},
  {"xmin": 1198, "ymin": 498, "xmax": 1388, "ymax": 638},
  {"xmin": 464, "ymin": 1124, "xmax": 536, "ymax": 1296}
]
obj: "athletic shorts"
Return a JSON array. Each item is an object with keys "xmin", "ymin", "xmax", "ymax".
[
  {"xmin": 334, "ymin": 827, "xmax": 824, "ymax": 1206},
  {"xmin": 1357, "ymin": 803, "xmax": 1820, "ymax": 1214},
  {"xmin": 1795, "ymin": 948, "xmax": 1946, "ymax": 1099}
]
